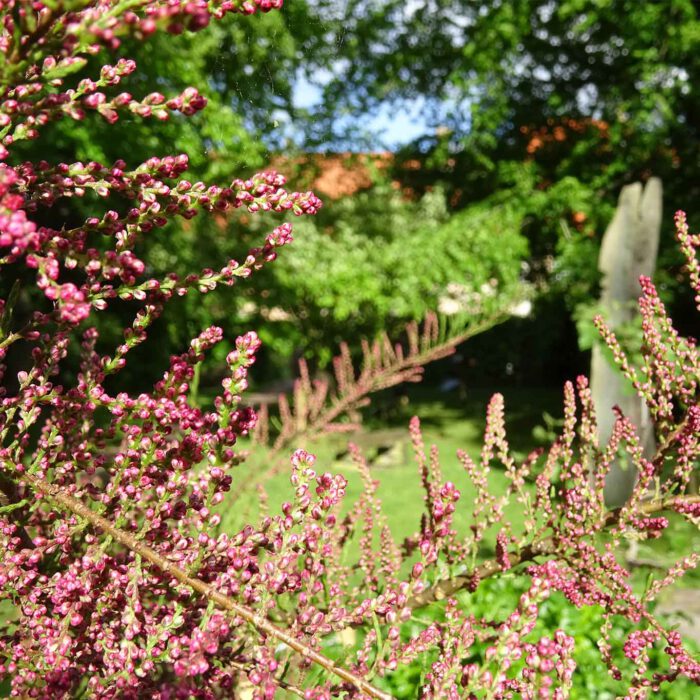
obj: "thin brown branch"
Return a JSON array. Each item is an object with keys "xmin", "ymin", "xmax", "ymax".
[
  {"xmin": 229, "ymin": 660, "xmax": 306, "ymax": 698},
  {"xmin": 23, "ymin": 474, "xmax": 393, "ymax": 700},
  {"xmin": 408, "ymin": 538, "xmax": 556, "ymax": 609},
  {"xmin": 8, "ymin": 6, "xmax": 58, "ymax": 66},
  {"xmin": 265, "ymin": 312, "xmax": 507, "ymax": 457},
  {"xmin": 652, "ymin": 413, "xmax": 693, "ymax": 471},
  {"xmin": 408, "ymin": 494, "xmax": 700, "ymax": 610}
]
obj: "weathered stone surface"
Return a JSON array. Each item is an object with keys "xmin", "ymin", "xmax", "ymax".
[{"xmin": 590, "ymin": 178, "xmax": 662, "ymax": 507}]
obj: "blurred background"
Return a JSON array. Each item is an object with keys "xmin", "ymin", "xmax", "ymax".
[
  {"xmin": 10, "ymin": 0, "xmax": 697, "ymax": 394},
  {"xmin": 5, "ymin": 3, "xmax": 699, "ymax": 696}
]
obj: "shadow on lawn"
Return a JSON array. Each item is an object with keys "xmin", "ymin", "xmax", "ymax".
[{"xmin": 364, "ymin": 382, "xmax": 564, "ymax": 458}]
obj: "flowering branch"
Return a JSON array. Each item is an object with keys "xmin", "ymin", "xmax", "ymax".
[
  {"xmin": 21, "ymin": 471, "xmax": 392, "ymax": 700},
  {"xmin": 1, "ymin": 0, "xmax": 699, "ymax": 694},
  {"xmin": 408, "ymin": 494, "xmax": 700, "ymax": 610},
  {"xmin": 254, "ymin": 310, "xmax": 509, "ymax": 455}
]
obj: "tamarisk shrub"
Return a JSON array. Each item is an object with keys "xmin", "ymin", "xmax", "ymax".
[{"xmin": 0, "ymin": 2, "xmax": 698, "ymax": 699}]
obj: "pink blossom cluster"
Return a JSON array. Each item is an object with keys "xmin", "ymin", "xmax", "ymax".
[
  {"xmin": 0, "ymin": 163, "xmax": 36, "ymax": 250},
  {"xmin": 2, "ymin": 152, "xmax": 319, "ymax": 324}
]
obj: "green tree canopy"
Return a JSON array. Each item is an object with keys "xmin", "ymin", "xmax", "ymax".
[{"xmin": 304, "ymin": 0, "xmax": 698, "ymax": 200}]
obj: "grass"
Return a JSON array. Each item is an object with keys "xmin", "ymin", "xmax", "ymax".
[
  {"xmin": 224, "ymin": 380, "xmax": 699, "ymax": 572},
  {"xmin": 221, "ymin": 382, "xmax": 699, "ymax": 581}
]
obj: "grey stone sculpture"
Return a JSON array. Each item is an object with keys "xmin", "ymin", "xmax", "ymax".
[{"xmin": 590, "ymin": 178, "xmax": 662, "ymax": 508}]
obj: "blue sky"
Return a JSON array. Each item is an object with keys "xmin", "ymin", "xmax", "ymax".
[{"xmin": 291, "ymin": 75, "xmax": 431, "ymax": 149}]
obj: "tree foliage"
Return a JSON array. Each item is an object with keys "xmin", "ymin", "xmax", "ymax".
[
  {"xmin": 299, "ymin": 0, "xmax": 699, "ymax": 334},
  {"xmin": 305, "ymin": 1, "xmax": 698, "ymax": 191}
]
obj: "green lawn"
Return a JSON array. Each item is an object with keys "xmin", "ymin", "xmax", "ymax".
[{"xmin": 222, "ymin": 383, "xmax": 699, "ymax": 579}]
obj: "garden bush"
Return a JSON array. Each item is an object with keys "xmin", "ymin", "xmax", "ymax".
[
  {"xmin": 0, "ymin": 2, "xmax": 698, "ymax": 698},
  {"xmin": 254, "ymin": 179, "xmax": 528, "ymax": 366}
]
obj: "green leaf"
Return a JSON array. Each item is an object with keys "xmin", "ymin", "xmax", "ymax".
[
  {"xmin": 1, "ymin": 279, "xmax": 21, "ymax": 337},
  {"xmin": 42, "ymin": 57, "xmax": 88, "ymax": 81},
  {"xmin": 0, "ymin": 499, "xmax": 28, "ymax": 515}
]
